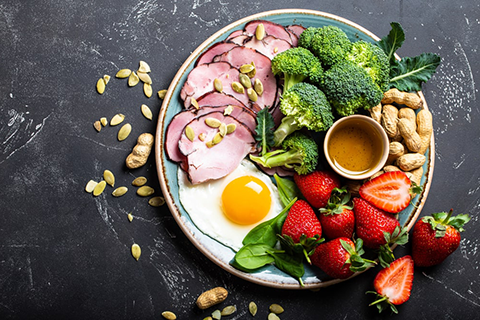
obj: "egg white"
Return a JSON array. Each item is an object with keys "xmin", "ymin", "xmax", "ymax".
[{"xmin": 178, "ymin": 159, "xmax": 283, "ymax": 251}]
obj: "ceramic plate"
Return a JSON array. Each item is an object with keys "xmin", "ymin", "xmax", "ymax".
[{"xmin": 155, "ymin": 9, "xmax": 434, "ymax": 289}]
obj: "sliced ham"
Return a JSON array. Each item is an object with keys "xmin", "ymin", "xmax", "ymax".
[
  {"xmin": 196, "ymin": 91, "xmax": 248, "ymax": 109},
  {"xmin": 196, "ymin": 105, "xmax": 257, "ymax": 132},
  {"xmin": 244, "ymin": 20, "xmax": 293, "ymax": 45},
  {"xmin": 225, "ymin": 29, "xmax": 243, "ymax": 40},
  {"xmin": 227, "ymin": 35, "xmax": 249, "ymax": 46},
  {"xmin": 178, "ymin": 111, "xmax": 256, "ymax": 184},
  {"xmin": 243, "ymin": 35, "xmax": 292, "ymax": 59},
  {"xmin": 196, "ymin": 42, "xmax": 239, "ymax": 66},
  {"xmin": 287, "ymin": 24, "xmax": 306, "ymax": 37}
]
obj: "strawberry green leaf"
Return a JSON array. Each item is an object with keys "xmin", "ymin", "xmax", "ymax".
[{"xmin": 389, "ymin": 52, "xmax": 441, "ymax": 91}]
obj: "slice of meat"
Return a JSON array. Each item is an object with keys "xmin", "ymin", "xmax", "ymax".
[
  {"xmin": 216, "ymin": 46, "xmax": 278, "ymax": 110},
  {"xmin": 196, "ymin": 105, "xmax": 257, "ymax": 132},
  {"xmin": 180, "ymin": 62, "xmax": 250, "ymax": 108},
  {"xmin": 287, "ymin": 24, "xmax": 306, "ymax": 37},
  {"xmin": 244, "ymin": 20, "xmax": 293, "ymax": 45},
  {"xmin": 225, "ymin": 29, "xmax": 243, "ymax": 40},
  {"xmin": 196, "ymin": 91, "xmax": 248, "ymax": 109},
  {"xmin": 243, "ymin": 35, "xmax": 292, "ymax": 59},
  {"xmin": 227, "ymin": 35, "xmax": 249, "ymax": 46},
  {"xmin": 178, "ymin": 111, "xmax": 256, "ymax": 184},
  {"xmin": 196, "ymin": 42, "xmax": 239, "ymax": 66}
]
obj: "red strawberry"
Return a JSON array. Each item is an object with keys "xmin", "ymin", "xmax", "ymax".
[
  {"xmin": 311, "ymin": 237, "xmax": 375, "ymax": 279},
  {"xmin": 368, "ymin": 255, "xmax": 414, "ymax": 314},
  {"xmin": 281, "ymin": 199, "xmax": 323, "ymax": 263},
  {"xmin": 412, "ymin": 209, "xmax": 470, "ymax": 267},
  {"xmin": 319, "ymin": 188, "xmax": 355, "ymax": 239},
  {"xmin": 353, "ymin": 197, "xmax": 400, "ymax": 249},
  {"xmin": 359, "ymin": 171, "xmax": 420, "ymax": 213},
  {"xmin": 294, "ymin": 170, "xmax": 341, "ymax": 209}
]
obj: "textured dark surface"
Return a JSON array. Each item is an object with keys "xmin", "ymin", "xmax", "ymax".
[{"xmin": 1, "ymin": 1, "xmax": 479, "ymax": 319}]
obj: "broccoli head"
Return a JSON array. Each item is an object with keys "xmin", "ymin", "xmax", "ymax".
[
  {"xmin": 321, "ymin": 62, "xmax": 384, "ymax": 117},
  {"xmin": 345, "ymin": 41, "xmax": 390, "ymax": 91},
  {"xmin": 274, "ymin": 82, "xmax": 334, "ymax": 146},
  {"xmin": 250, "ymin": 132, "xmax": 318, "ymax": 175},
  {"xmin": 297, "ymin": 27, "xmax": 317, "ymax": 51},
  {"xmin": 271, "ymin": 47, "xmax": 323, "ymax": 91}
]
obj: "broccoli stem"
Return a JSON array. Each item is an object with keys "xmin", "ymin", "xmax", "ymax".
[
  {"xmin": 250, "ymin": 149, "xmax": 303, "ymax": 169},
  {"xmin": 273, "ymin": 116, "xmax": 299, "ymax": 147},
  {"xmin": 284, "ymin": 74, "xmax": 307, "ymax": 92}
]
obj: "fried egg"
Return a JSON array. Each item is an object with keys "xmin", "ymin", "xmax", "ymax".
[{"xmin": 178, "ymin": 159, "xmax": 283, "ymax": 251}]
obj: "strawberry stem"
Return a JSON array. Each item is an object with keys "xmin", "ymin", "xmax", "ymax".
[{"xmin": 442, "ymin": 208, "xmax": 454, "ymax": 225}]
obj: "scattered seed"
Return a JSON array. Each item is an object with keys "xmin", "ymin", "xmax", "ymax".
[
  {"xmin": 269, "ymin": 304, "xmax": 284, "ymax": 314},
  {"xmin": 239, "ymin": 73, "xmax": 252, "ymax": 88},
  {"xmin": 247, "ymin": 61, "xmax": 256, "ymax": 78},
  {"xmin": 85, "ymin": 180, "xmax": 98, "ymax": 193},
  {"xmin": 148, "ymin": 196, "xmax": 165, "ymax": 207},
  {"xmin": 248, "ymin": 302, "xmax": 257, "ymax": 316},
  {"xmin": 103, "ymin": 75, "xmax": 111, "ymax": 84},
  {"xmin": 203, "ymin": 317, "xmax": 213, "ymax": 320},
  {"xmin": 198, "ymin": 132, "xmax": 206, "ymax": 141},
  {"xmin": 137, "ymin": 72, "xmax": 152, "ymax": 84},
  {"xmin": 274, "ymin": 47, "xmax": 279, "ymax": 53},
  {"xmin": 112, "ymin": 186, "xmax": 128, "ymax": 197},
  {"xmin": 93, "ymin": 180, "xmax": 107, "ymax": 197},
  {"xmin": 96, "ymin": 78, "xmax": 106, "ymax": 94},
  {"xmin": 103, "ymin": 170, "xmax": 115, "ymax": 187},
  {"xmin": 141, "ymin": 104, "xmax": 153, "ymax": 120},
  {"xmin": 191, "ymin": 97, "xmax": 199, "ymax": 109},
  {"xmin": 247, "ymin": 88, "xmax": 258, "ymax": 102},
  {"xmin": 211, "ymin": 310, "xmax": 221, "ymax": 320},
  {"xmin": 254, "ymin": 78, "xmax": 264, "ymax": 96},
  {"xmin": 268, "ymin": 313, "xmax": 280, "ymax": 320},
  {"xmin": 128, "ymin": 71, "xmax": 140, "ymax": 86},
  {"xmin": 221, "ymin": 305, "xmax": 236, "ymax": 316},
  {"xmin": 240, "ymin": 63, "xmax": 254, "ymax": 74},
  {"xmin": 158, "ymin": 89, "xmax": 167, "ymax": 99},
  {"xmin": 116, "ymin": 69, "xmax": 132, "ymax": 78},
  {"xmin": 137, "ymin": 186, "xmax": 154, "ymax": 197},
  {"xmin": 185, "ymin": 125, "xmax": 195, "ymax": 142},
  {"xmin": 226, "ymin": 123, "xmax": 236, "ymax": 134},
  {"xmin": 110, "ymin": 114, "xmax": 125, "ymax": 126},
  {"xmin": 161, "ymin": 311, "xmax": 176, "ymax": 320},
  {"xmin": 206, "ymin": 140, "xmax": 215, "ymax": 148},
  {"xmin": 118, "ymin": 123, "xmax": 132, "ymax": 141},
  {"xmin": 94, "ymin": 121, "xmax": 102, "ymax": 132},
  {"xmin": 214, "ymin": 78, "xmax": 223, "ymax": 93},
  {"xmin": 131, "ymin": 243, "xmax": 141, "ymax": 261},
  {"xmin": 127, "ymin": 213, "xmax": 133, "ymax": 222},
  {"xmin": 132, "ymin": 176, "xmax": 147, "ymax": 187},
  {"xmin": 219, "ymin": 123, "xmax": 227, "ymax": 137},
  {"xmin": 100, "ymin": 117, "xmax": 108, "ymax": 126},
  {"xmin": 223, "ymin": 105, "xmax": 234, "ymax": 115},
  {"xmin": 143, "ymin": 83, "xmax": 153, "ymax": 98},
  {"xmin": 212, "ymin": 132, "xmax": 223, "ymax": 144},
  {"xmin": 231, "ymin": 81, "xmax": 244, "ymax": 94},
  {"xmin": 205, "ymin": 117, "xmax": 222, "ymax": 128},
  {"xmin": 255, "ymin": 23, "xmax": 265, "ymax": 41},
  {"xmin": 138, "ymin": 60, "xmax": 151, "ymax": 73}
]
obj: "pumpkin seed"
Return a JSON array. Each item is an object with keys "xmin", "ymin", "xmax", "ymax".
[
  {"xmin": 127, "ymin": 213, "xmax": 133, "ymax": 222},
  {"xmin": 211, "ymin": 310, "xmax": 221, "ymax": 320},
  {"xmin": 254, "ymin": 78, "xmax": 264, "ymax": 96},
  {"xmin": 100, "ymin": 117, "xmax": 108, "ymax": 126},
  {"xmin": 161, "ymin": 311, "xmax": 177, "ymax": 320},
  {"xmin": 240, "ymin": 63, "xmax": 254, "ymax": 74},
  {"xmin": 247, "ymin": 88, "xmax": 258, "ymax": 102},
  {"xmin": 137, "ymin": 186, "xmax": 154, "ymax": 197},
  {"xmin": 269, "ymin": 304, "xmax": 284, "ymax": 314},
  {"xmin": 137, "ymin": 72, "xmax": 152, "ymax": 84},
  {"xmin": 268, "ymin": 313, "xmax": 280, "ymax": 320},
  {"xmin": 198, "ymin": 133, "xmax": 206, "ymax": 141},
  {"xmin": 214, "ymin": 78, "xmax": 223, "ymax": 93},
  {"xmin": 131, "ymin": 243, "xmax": 141, "ymax": 261},
  {"xmin": 205, "ymin": 117, "xmax": 222, "ymax": 128},
  {"xmin": 158, "ymin": 89, "xmax": 167, "ymax": 99},
  {"xmin": 143, "ymin": 83, "xmax": 153, "ymax": 98},
  {"xmin": 118, "ymin": 123, "xmax": 132, "ymax": 141},
  {"xmin": 103, "ymin": 170, "xmax": 115, "ymax": 187},
  {"xmin": 274, "ymin": 47, "xmax": 279, "ymax": 53},
  {"xmin": 116, "ymin": 69, "xmax": 132, "ymax": 78},
  {"xmin": 203, "ymin": 317, "xmax": 213, "ymax": 320},
  {"xmin": 110, "ymin": 114, "xmax": 125, "ymax": 126},
  {"xmin": 255, "ymin": 23, "xmax": 265, "ymax": 41},
  {"xmin": 85, "ymin": 180, "xmax": 98, "ymax": 193},
  {"xmin": 138, "ymin": 60, "xmax": 151, "ymax": 73},
  {"xmin": 103, "ymin": 75, "xmax": 111, "ymax": 84},
  {"xmin": 128, "ymin": 71, "xmax": 140, "ymax": 86},
  {"xmin": 219, "ymin": 123, "xmax": 227, "ymax": 137},
  {"xmin": 112, "ymin": 186, "xmax": 128, "ymax": 197},
  {"xmin": 132, "ymin": 176, "xmax": 147, "ymax": 187},
  {"xmin": 221, "ymin": 305, "xmax": 236, "ymax": 316},
  {"xmin": 191, "ymin": 97, "xmax": 199, "ymax": 109},
  {"xmin": 239, "ymin": 73, "xmax": 252, "ymax": 88},
  {"xmin": 247, "ymin": 61, "xmax": 256, "ymax": 78},
  {"xmin": 226, "ymin": 123, "xmax": 236, "ymax": 134},
  {"xmin": 212, "ymin": 132, "xmax": 223, "ymax": 144},
  {"xmin": 223, "ymin": 105, "xmax": 234, "ymax": 115},
  {"xmin": 93, "ymin": 180, "xmax": 106, "ymax": 197},
  {"xmin": 231, "ymin": 81, "xmax": 244, "ymax": 94},
  {"xmin": 206, "ymin": 140, "xmax": 215, "ymax": 148},
  {"xmin": 141, "ymin": 104, "xmax": 153, "ymax": 120},
  {"xmin": 185, "ymin": 125, "xmax": 195, "ymax": 142},
  {"xmin": 96, "ymin": 78, "xmax": 106, "ymax": 94},
  {"xmin": 148, "ymin": 196, "xmax": 165, "ymax": 207},
  {"xmin": 93, "ymin": 121, "xmax": 102, "ymax": 132},
  {"xmin": 248, "ymin": 302, "xmax": 257, "ymax": 316}
]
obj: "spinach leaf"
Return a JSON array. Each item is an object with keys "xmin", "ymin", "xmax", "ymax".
[
  {"xmin": 254, "ymin": 108, "xmax": 275, "ymax": 156},
  {"xmin": 274, "ymin": 174, "xmax": 302, "ymax": 207},
  {"xmin": 389, "ymin": 53, "xmax": 441, "ymax": 91},
  {"xmin": 234, "ymin": 243, "xmax": 276, "ymax": 270},
  {"xmin": 268, "ymin": 251, "xmax": 305, "ymax": 286},
  {"xmin": 377, "ymin": 22, "xmax": 405, "ymax": 65}
]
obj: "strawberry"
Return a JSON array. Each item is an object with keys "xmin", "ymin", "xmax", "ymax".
[
  {"xmin": 319, "ymin": 187, "xmax": 355, "ymax": 239},
  {"xmin": 368, "ymin": 255, "xmax": 414, "ymax": 314},
  {"xmin": 359, "ymin": 171, "xmax": 421, "ymax": 213},
  {"xmin": 311, "ymin": 237, "xmax": 375, "ymax": 279},
  {"xmin": 412, "ymin": 209, "xmax": 470, "ymax": 267},
  {"xmin": 280, "ymin": 199, "xmax": 323, "ymax": 263},
  {"xmin": 353, "ymin": 197, "xmax": 400, "ymax": 249},
  {"xmin": 294, "ymin": 170, "xmax": 341, "ymax": 209}
]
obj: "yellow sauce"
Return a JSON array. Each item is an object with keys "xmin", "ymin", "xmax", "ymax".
[{"xmin": 327, "ymin": 120, "xmax": 383, "ymax": 175}]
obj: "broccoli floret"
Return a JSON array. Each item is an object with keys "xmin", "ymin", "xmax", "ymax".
[
  {"xmin": 345, "ymin": 41, "xmax": 390, "ymax": 91},
  {"xmin": 273, "ymin": 82, "xmax": 334, "ymax": 146},
  {"xmin": 300, "ymin": 26, "xmax": 352, "ymax": 68},
  {"xmin": 271, "ymin": 47, "xmax": 323, "ymax": 91},
  {"xmin": 321, "ymin": 62, "xmax": 384, "ymax": 117},
  {"xmin": 250, "ymin": 132, "xmax": 318, "ymax": 175}
]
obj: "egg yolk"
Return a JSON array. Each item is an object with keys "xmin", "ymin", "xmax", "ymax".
[{"xmin": 221, "ymin": 175, "xmax": 272, "ymax": 225}]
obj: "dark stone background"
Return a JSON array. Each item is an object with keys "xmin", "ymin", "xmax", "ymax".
[{"xmin": 0, "ymin": 1, "xmax": 478, "ymax": 319}]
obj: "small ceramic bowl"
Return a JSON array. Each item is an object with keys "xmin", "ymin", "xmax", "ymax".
[{"xmin": 324, "ymin": 115, "xmax": 389, "ymax": 180}]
